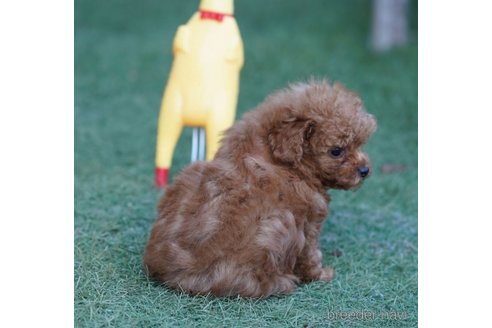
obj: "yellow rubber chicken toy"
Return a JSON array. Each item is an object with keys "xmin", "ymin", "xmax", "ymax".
[{"xmin": 155, "ymin": 0, "xmax": 244, "ymax": 187}]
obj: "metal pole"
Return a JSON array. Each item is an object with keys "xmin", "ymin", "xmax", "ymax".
[
  {"xmin": 198, "ymin": 127, "xmax": 205, "ymax": 161},
  {"xmin": 191, "ymin": 128, "xmax": 198, "ymax": 162}
]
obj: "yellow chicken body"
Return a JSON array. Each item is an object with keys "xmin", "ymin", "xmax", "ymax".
[{"xmin": 155, "ymin": 0, "xmax": 244, "ymax": 187}]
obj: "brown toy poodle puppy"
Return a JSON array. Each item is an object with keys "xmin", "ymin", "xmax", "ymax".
[{"xmin": 144, "ymin": 80, "xmax": 377, "ymax": 297}]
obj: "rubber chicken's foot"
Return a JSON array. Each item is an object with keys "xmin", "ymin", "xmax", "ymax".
[{"xmin": 155, "ymin": 167, "xmax": 169, "ymax": 188}]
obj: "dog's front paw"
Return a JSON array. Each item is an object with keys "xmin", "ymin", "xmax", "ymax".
[{"xmin": 319, "ymin": 267, "xmax": 334, "ymax": 282}]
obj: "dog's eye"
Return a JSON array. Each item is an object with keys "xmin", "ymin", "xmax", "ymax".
[{"xmin": 329, "ymin": 147, "xmax": 344, "ymax": 157}]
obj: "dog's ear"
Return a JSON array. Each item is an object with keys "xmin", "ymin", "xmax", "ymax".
[{"xmin": 268, "ymin": 118, "xmax": 316, "ymax": 166}]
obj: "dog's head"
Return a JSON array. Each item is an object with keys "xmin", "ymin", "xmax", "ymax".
[{"xmin": 267, "ymin": 80, "xmax": 377, "ymax": 190}]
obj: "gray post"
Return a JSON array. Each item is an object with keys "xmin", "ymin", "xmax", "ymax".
[{"xmin": 371, "ymin": 0, "xmax": 409, "ymax": 52}]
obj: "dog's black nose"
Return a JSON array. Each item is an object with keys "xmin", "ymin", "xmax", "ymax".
[{"xmin": 358, "ymin": 166, "xmax": 369, "ymax": 178}]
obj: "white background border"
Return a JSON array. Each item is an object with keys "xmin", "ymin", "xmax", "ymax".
[
  {"xmin": 420, "ymin": 0, "xmax": 492, "ymax": 326},
  {"xmin": 0, "ymin": 0, "xmax": 74, "ymax": 326}
]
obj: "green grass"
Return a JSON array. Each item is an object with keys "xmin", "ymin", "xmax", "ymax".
[{"xmin": 75, "ymin": 0, "xmax": 417, "ymax": 326}]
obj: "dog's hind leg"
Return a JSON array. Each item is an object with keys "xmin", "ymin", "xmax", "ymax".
[
  {"xmin": 201, "ymin": 210, "xmax": 304, "ymax": 298},
  {"xmin": 244, "ymin": 209, "xmax": 305, "ymax": 297}
]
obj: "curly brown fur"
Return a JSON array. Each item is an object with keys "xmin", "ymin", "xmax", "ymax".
[{"xmin": 144, "ymin": 80, "xmax": 377, "ymax": 297}]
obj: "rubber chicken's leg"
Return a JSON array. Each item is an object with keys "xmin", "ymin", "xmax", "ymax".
[
  {"xmin": 206, "ymin": 105, "xmax": 236, "ymax": 160},
  {"xmin": 155, "ymin": 87, "xmax": 183, "ymax": 187}
]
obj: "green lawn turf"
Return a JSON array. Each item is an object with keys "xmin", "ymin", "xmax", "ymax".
[{"xmin": 75, "ymin": 0, "xmax": 417, "ymax": 326}]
